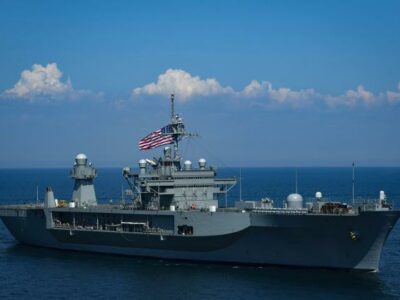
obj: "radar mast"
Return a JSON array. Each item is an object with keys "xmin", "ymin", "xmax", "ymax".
[{"xmin": 168, "ymin": 94, "xmax": 194, "ymax": 162}]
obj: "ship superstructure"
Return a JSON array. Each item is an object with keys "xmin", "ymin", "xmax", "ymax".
[
  {"xmin": 123, "ymin": 94, "xmax": 236, "ymax": 211},
  {"xmin": 0, "ymin": 94, "xmax": 399, "ymax": 272}
]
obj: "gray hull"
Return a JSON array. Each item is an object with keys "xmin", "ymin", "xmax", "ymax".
[{"xmin": 1, "ymin": 208, "xmax": 399, "ymax": 271}]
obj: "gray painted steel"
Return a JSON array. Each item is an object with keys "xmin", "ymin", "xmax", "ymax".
[
  {"xmin": 0, "ymin": 206, "xmax": 398, "ymax": 271},
  {"xmin": 0, "ymin": 95, "xmax": 399, "ymax": 272}
]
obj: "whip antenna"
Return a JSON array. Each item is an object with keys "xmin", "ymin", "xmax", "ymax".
[{"xmin": 352, "ymin": 162, "xmax": 355, "ymax": 204}]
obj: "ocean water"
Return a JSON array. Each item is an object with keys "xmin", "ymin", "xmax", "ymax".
[{"xmin": 0, "ymin": 167, "xmax": 400, "ymax": 299}]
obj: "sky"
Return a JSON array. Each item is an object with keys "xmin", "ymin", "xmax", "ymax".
[{"xmin": 0, "ymin": 0, "xmax": 399, "ymax": 167}]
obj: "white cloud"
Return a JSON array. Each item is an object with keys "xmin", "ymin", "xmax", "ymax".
[
  {"xmin": 241, "ymin": 80, "xmax": 271, "ymax": 98},
  {"xmin": 133, "ymin": 69, "xmax": 234, "ymax": 100},
  {"xmin": 324, "ymin": 85, "xmax": 380, "ymax": 107},
  {"xmin": 133, "ymin": 70, "xmax": 316, "ymax": 106},
  {"xmin": 132, "ymin": 69, "xmax": 400, "ymax": 109},
  {"xmin": 241, "ymin": 80, "xmax": 316, "ymax": 106},
  {"xmin": 1, "ymin": 63, "xmax": 103, "ymax": 103},
  {"xmin": 7, "ymin": 65, "xmax": 392, "ymax": 109},
  {"xmin": 387, "ymin": 82, "xmax": 400, "ymax": 104},
  {"xmin": 4, "ymin": 63, "xmax": 72, "ymax": 100}
]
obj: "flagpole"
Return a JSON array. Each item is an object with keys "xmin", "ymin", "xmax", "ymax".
[
  {"xmin": 170, "ymin": 93, "xmax": 180, "ymax": 160},
  {"xmin": 239, "ymin": 168, "xmax": 242, "ymax": 201},
  {"xmin": 170, "ymin": 93, "xmax": 175, "ymax": 123},
  {"xmin": 352, "ymin": 162, "xmax": 355, "ymax": 204}
]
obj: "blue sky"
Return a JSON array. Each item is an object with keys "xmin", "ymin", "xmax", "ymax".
[{"xmin": 0, "ymin": 0, "xmax": 399, "ymax": 167}]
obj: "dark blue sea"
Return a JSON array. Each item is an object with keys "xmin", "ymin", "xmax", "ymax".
[{"xmin": 0, "ymin": 167, "xmax": 400, "ymax": 299}]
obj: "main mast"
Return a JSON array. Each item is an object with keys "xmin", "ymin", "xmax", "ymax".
[
  {"xmin": 125, "ymin": 94, "xmax": 236, "ymax": 210},
  {"xmin": 137, "ymin": 94, "xmax": 195, "ymax": 163},
  {"xmin": 169, "ymin": 94, "xmax": 186, "ymax": 161}
]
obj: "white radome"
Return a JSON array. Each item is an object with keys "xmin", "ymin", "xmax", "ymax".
[
  {"xmin": 287, "ymin": 193, "xmax": 303, "ymax": 201},
  {"xmin": 198, "ymin": 158, "xmax": 207, "ymax": 169},
  {"xmin": 286, "ymin": 193, "xmax": 304, "ymax": 209},
  {"xmin": 76, "ymin": 153, "xmax": 87, "ymax": 160},
  {"xmin": 184, "ymin": 160, "xmax": 192, "ymax": 170}
]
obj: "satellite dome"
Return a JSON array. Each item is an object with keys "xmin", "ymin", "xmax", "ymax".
[
  {"xmin": 286, "ymin": 193, "xmax": 303, "ymax": 209},
  {"xmin": 198, "ymin": 158, "xmax": 207, "ymax": 170},
  {"xmin": 76, "ymin": 153, "xmax": 87, "ymax": 160},
  {"xmin": 75, "ymin": 153, "xmax": 88, "ymax": 165},
  {"xmin": 184, "ymin": 160, "xmax": 192, "ymax": 170},
  {"xmin": 315, "ymin": 191, "xmax": 323, "ymax": 200}
]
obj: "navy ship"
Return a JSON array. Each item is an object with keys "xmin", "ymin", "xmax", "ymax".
[{"xmin": 0, "ymin": 94, "xmax": 399, "ymax": 271}]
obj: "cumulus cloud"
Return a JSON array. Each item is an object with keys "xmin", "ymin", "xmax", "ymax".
[
  {"xmin": 241, "ymin": 80, "xmax": 316, "ymax": 106},
  {"xmin": 133, "ymin": 69, "xmax": 234, "ymax": 100},
  {"xmin": 3, "ymin": 65, "xmax": 399, "ymax": 109},
  {"xmin": 324, "ymin": 85, "xmax": 380, "ymax": 107},
  {"xmin": 133, "ymin": 70, "xmax": 317, "ymax": 106},
  {"xmin": 387, "ymin": 82, "xmax": 400, "ymax": 104},
  {"xmin": 133, "ymin": 70, "xmax": 400, "ymax": 109},
  {"xmin": 1, "ymin": 63, "xmax": 102, "ymax": 102},
  {"xmin": 241, "ymin": 80, "xmax": 271, "ymax": 98},
  {"xmin": 4, "ymin": 63, "xmax": 72, "ymax": 99}
]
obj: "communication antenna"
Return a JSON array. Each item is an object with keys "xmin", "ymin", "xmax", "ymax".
[
  {"xmin": 352, "ymin": 162, "xmax": 355, "ymax": 204},
  {"xmin": 170, "ymin": 93, "xmax": 175, "ymax": 122},
  {"xmin": 121, "ymin": 184, "xmax": 125, "ymax": 205},
  {"xmin": 295, "ymin": 169, "xmax": 298, "ymax": 194},
  {"xmin": 239, "ymin": 168, "xmax": 242, "ymax": 201},
  {"xmin": 36, "ymin": 185, "xmax": 39, "ymax": 205}
]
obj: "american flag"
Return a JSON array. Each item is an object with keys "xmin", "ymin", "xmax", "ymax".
[{"xmin": 138, "ymin": 125, "xmax": 174, "ymax": 150}]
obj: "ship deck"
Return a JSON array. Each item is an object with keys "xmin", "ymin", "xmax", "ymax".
[{"xmin": 0, "ymin": 203, "xmax": 382, "ymax": 217}]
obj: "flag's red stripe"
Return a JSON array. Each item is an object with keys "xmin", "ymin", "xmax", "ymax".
[{"xmin": 138, "ymin": 128, "xmax": 174, "ymax": 150}]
